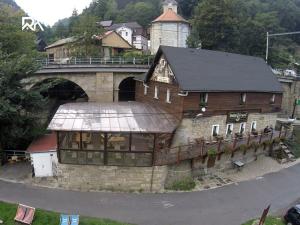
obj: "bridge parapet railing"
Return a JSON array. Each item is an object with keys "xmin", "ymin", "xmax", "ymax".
[{"xmin": 37, "ymin": 56, "xmax": 154, "ymax": 67}]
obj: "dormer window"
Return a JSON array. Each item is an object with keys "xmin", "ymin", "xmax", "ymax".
[
  {"xmin": 270, "ymin": 94, "xmax": 275, "ymax": 104},
  {"xmin": 154, "ymin": 86, "xmax": 159, "ymax": 99},
  {"xmin": 240, "ymin": 93, "xmax": 246, "ymax": 104}
]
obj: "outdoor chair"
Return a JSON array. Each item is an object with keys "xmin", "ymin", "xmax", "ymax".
[
  {"xmin": 70, "ymin": 215, "xmax": 79, "ymax": 225},
  {"xmin": 60, "ymin": 214, "xmax": 80, "ymax": 225},
  {"xmin": 14, "ymin": 204, "xmax": 35, "ymax": 225}
]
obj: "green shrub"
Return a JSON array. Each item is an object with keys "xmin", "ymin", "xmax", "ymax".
[
  {"xmin": 207, "ymin": 148, "xmax": 217, "ymax": 156},
  {"xmin": 223, "ymin": 144, "xmax": 233, "ymax": 154},
  {"xmin": 168, "ymin": 177, "xmax": 196, "ymax": 191},
  {"xmin": 238, "ymin": 144, "xmax": 248, "ymax": 151}
]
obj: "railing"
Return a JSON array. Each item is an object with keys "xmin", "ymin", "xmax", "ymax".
[
  {"xmin": 3, "ymin": 150, "xmax": 27, "ymax": 161},
  {"xmin": 37, "ymin": 57, "xmax": 154, "ymax": 67},
  {"xmin": 154, "ymin": 130, "xmax": 290, "ymax": 166}
]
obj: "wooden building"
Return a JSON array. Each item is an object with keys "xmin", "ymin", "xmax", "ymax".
[{"xmin": 136, "ymin": 46, "xmax": 283, "ymax": 144}]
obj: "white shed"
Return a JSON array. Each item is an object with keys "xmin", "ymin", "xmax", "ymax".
[{"xmin": 27, "ymin": 133, "xmax": 58, "ymax": 177}]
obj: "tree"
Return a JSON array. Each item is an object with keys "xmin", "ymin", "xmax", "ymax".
[
  {"xmin": 0, "ymin": 6, "xmax": 47, "ymax": 162},
  {"xmin": 71, "ymin": 14, "xmax": 103, "ymax": 57}
]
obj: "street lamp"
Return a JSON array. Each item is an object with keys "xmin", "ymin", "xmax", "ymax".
[{"xmin": 266, "ymin": 31, "xmax": 300, "ymax": 63}]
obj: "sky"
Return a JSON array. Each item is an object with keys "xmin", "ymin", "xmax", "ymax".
[{"xmin": 15, "ymin": 0, "xmax": 93, "ymax": 26}]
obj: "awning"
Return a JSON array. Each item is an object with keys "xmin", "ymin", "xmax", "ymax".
[{"xmin": 48, "ymin": 102, "xmax": 179, "ymax": 133}]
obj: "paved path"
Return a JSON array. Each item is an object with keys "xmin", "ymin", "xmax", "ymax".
[{"xmin": 1, "ymin": 164, "xmax": 300, "ymax": 225}]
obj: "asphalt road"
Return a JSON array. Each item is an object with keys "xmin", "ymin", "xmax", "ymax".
[{"xmin": 1, "ymin": 164, "xmax": 300, "ymax": 225}]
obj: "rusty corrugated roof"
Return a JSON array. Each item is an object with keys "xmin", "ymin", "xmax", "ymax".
[{"xmin": 27, "ymin": 133, "xmax": 57, "ymax": 153}]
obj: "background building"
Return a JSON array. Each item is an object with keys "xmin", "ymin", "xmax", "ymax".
[
  {"xmin": 150, "ymin": 0, "xmax": 190, "ymax": 54},
  {"xmin": 106, "ymin": 22, "xmax": 148, "ymax": 51}
]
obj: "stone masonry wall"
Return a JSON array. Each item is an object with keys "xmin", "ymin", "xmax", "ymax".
[
  {"xmin": 56, "ymin": 164, "xmax": 168, "ymax": 192},
  {"xmin": 172, "ymin": 113, "xmax": 278, "ymax": 146}
]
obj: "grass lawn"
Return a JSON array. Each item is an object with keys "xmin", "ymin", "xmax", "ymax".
[
  {"xmin": 242, "ymin": 216, "xmax": 285, "ymax": 225},
  {"xmin": 0, "ymin": 201, "xmax": 133, "ymax": 225}
]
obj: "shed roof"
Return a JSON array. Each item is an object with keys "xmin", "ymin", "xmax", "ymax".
[
  {"xmin": 46, "ymin": 37, "xmax": 76, "ymax": 49},
  {"xmin": 152, "ymin": 9, "xmax": 188, "ymax": 23},
  {"xmin": 145, "ymin": 46, "xmax": 283, "ymax": 93},
  {"xmin": 48, "ymin": 102, "xmax": 178, "ymax": 133},
  {"xmin": 27, "ymin": 133, "xmax": 57, "ymax": 153}
]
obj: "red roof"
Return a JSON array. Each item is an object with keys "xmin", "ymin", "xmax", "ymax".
[
  {"xmin": 27, "ymin": 133, "xmax": 57, "ymax": 153},
  {"xmin": 153, "ymin": 9, "xmax": 188, "ymax": 23}
]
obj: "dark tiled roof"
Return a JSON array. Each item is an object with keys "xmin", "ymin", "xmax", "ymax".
[{"xmin": 146, "ymin": 46, "xmax": 283, "ymax": 93}]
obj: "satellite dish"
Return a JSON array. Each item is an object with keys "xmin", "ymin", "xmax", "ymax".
[{"xmin": 201, "ymin": 107, "xmax": 206, "ymax": 112}]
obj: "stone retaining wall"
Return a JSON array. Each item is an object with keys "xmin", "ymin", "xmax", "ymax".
[{"xmin": 55, "ymin": 164, "xmax": 168, "ymax": 192}]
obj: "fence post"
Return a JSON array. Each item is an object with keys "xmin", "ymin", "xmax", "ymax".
[
  {"xmin": 133, "ymin": 57, "xmax": 136, "ymax": 65},
  {"xmin": 74, "ymin": 57, "xmax": 77, "ymax": 65},
  {"xmin": 259, "ymin": 133, "xmax": 263, "ymax": 144},
  {"xmin": 119, "ymin": 57, "xmax": 121, "ymax": 64},
  {"xmin": 89, "ymin": 57, "xmax": 92, "ymax": 64},
  {"xmin": 247, "ymin": 133, "xmax": 251, "ymax": 145}
]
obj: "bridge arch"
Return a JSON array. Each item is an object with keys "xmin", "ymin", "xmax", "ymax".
[
  {"xmin": 118, "ymin": 77, "xmax": 136, "ymax": 102},
  {"xmin": 30, "ymin": 78, "xmax": 89, "ymax": 101},
  {"xmin": 25, "ymin": 74, "xmax": 97, "ymax": 101}
]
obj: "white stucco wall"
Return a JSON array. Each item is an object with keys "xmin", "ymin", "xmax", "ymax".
[
  {"xmin": 31, "ymin": 152, "xmax": 58, "ymax": 177},
  {"xmin": 150, "ymin": 22, "xmax": 190, "ymax": 54},
  {"xmin": 133, "ymin": 35, "xmax": 148, "ymax": 50},
  {"xmin": 116, "ymin": 26, "xmax": 133, "ymax": 45}
]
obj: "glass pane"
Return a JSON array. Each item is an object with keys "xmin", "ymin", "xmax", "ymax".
[
  {"xmin": 86, "ymin": 151, "xmax": 104, "ymax": 165},
  {"xmin": 77, "ymin": 151, "xmax": 87, "ymax": 165},
  {"xmin": 60, "ymin": 150, "xmax": 78, "ymax": 164},
  {"xmin": 58, "ymin": 132, "xmax": 80, "ymax": 150},
  {"xmin": 107, "ymin": 133, "xmax": 130, "ymax": 151},
  {"xmin": 82, "ymin": 132, "xmax": 105, "ymax": 150},
  {"xmin": 107, "ymin": 152, "xmax": 152, "ymax": 166},
  {"xmin": 131, "ymin": 134, "xmax": 154, "ymax": 152},
  {"xmin": 156, "ymin": 134, "xmax": 172, "ymax": 150}
]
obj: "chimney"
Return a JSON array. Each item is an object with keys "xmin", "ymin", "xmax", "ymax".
[{"xmin": 163, "ymin": 0, "xmax": 178, "ymax": 14}]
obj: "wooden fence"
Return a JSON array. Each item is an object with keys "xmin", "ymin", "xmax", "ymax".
[{"xmin": 154, "ymin": 129, "xmax": 290, "ymax": 166}]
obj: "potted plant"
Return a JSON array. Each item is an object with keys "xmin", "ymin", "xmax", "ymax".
[{"xmin": 207, "ymin": 148, "xmax": 217, "ymax": 168}]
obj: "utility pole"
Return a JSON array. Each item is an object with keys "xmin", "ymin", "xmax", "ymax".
[{"xmin": 266, "ymin": 31, "xmax": 300, "ymax": 64}]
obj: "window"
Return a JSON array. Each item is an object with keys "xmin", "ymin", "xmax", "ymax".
[
  {"xmin": 131, "ymin": 134, "xmax": 154, "ymax": 152},
  {"xmin": 154, "ymin": 86, "xmax": 159, "ymax": 99},
  {"xmin": 200, "ymin": 93, "xmax": 208, "ymax": 105},
  {"xmin": 239, "ymin": 122, "xmax": 246, "ymax": 135},
  {"xmin": 270, "ymin": 94, "xmax": 275, "ymax": 104},
  {"xmin": 226, "ymin": 124, "xmax": 233, "ymax": 137},
  {"xmin": 144, "ymin": 85, "xmax": 148, "ymax": 95},
  {"xmin": 107, "ymin": 133, "xmax": 130, "ymax": 151},
  {"xmin": 240, "ymin": 93, "xmax": 246, "ymax": 104},
  {"xmin": 126, "ymin": 32, "xmax": 128, "ymax": 36},
  {"xmin": 251, "ymin": 121, "xmax": 257, "ymax": 133},
  {"xmin": 212, "ymin": 125, "xmax": 220, "ymax": 137},
  {"xmin": 166, "ymin": 88, "xmax": 171, "ymax": 103}
]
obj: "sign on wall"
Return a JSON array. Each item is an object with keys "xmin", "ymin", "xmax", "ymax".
[{"xmin": 227, "ymin": 112, "xmax": 248, "ymax": 123}]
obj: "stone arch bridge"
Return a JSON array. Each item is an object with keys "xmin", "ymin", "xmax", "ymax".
[{"xmin": 25, "ymin": 64, "xmax": 149, "ymax": 102}]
